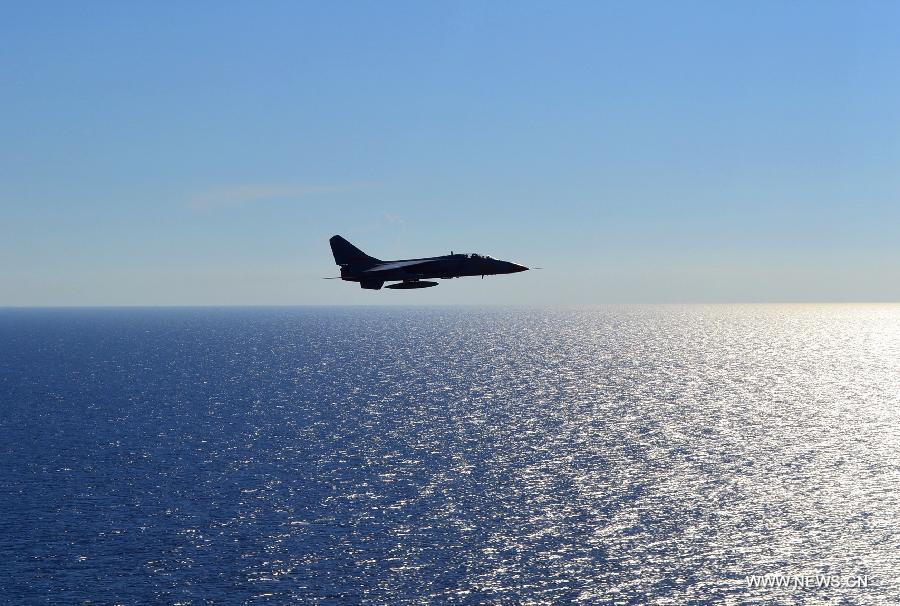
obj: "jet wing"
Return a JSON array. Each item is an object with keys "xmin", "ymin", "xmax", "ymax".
[{"xmin": 363, "ymin": 260, "xmax": 434, "ymax": 273}]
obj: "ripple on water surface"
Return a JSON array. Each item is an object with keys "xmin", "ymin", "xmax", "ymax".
[{"xmin": 1, "ymin": 305, "xmax": 899, "ymax": 604}]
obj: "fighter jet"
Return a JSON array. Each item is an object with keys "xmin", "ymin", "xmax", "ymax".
[{"xmin": 328, "ymin": 235, "xmax": 529, "ymax": 290}]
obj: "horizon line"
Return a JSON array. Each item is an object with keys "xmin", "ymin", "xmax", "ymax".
[{"xmin": 3, "ymin": 301, "xmax": 900, "ymax": 310}]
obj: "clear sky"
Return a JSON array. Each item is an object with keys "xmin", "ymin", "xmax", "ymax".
[{"xmin": 2, "ymin": 1, "xmax": 899, "ymax": 305}]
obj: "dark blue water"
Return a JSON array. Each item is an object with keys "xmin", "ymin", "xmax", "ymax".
[{"xmin": 2, "ymin": 306, "xmax": 899, "ymax": 604}]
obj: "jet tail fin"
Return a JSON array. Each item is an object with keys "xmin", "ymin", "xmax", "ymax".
[{"xmin": 329, "ymin": 235, "xmax": 380, "ymax": 266}]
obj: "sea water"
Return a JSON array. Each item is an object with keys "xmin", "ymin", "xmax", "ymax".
[{"xmin": 1, "ymin": 306, "xmax": 898, "ymax": 604}]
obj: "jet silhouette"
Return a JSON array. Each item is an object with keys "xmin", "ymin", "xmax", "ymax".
[{"xmin": 329, "ymin": 235, "xmax": 529, "ymax": 290}]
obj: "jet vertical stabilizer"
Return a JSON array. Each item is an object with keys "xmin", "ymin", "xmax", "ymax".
[{"xmin": 330, "ymin": 235, "xmax": 380, "ymax": 267}]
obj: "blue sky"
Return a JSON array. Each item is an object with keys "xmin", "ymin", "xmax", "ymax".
[{"xmin": 2, "ymin": 1, "xmax": 899, "ymax": 304}]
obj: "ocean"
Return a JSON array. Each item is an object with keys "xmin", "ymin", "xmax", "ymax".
[{"xmin": 1, "ymin": 305, "xmax": 898, "ymax": 604}]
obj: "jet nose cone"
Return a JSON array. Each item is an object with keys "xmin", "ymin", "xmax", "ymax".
[{"xmin": 508, "ymin": 262, "xmax": 529, "ymax": 273}]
